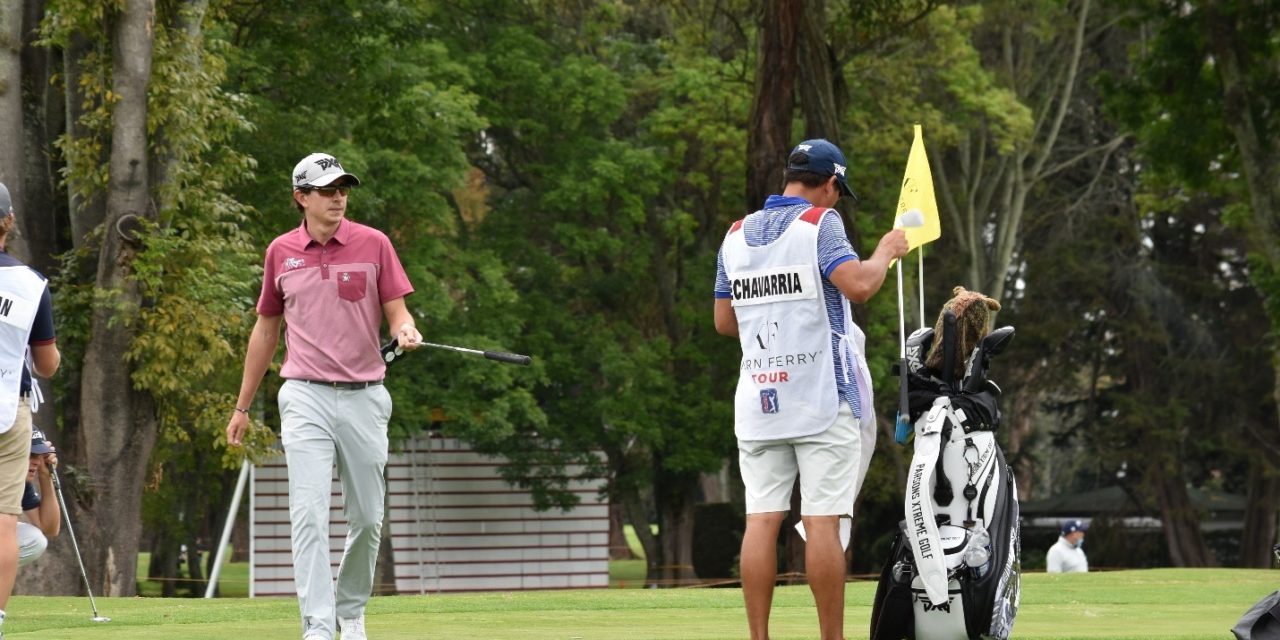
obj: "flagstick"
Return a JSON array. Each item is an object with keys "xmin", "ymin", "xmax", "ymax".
[
  {"xmin": 895, "ymin": 256, "xmax": 912, "ymax": 444},
  {"xmin": 918, "ymin": 245, "xmax": 926, "ymax": 329},
  {"xmin": 897, "ymin": 258, "xmax": 907, "ymax": 358}
]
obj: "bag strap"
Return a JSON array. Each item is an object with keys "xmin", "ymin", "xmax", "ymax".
[{"xmin": 905, "ymin": 396, "xmax": 952, "ymax": 607}]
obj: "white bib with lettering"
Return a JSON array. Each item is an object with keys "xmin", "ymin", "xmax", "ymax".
[
  {"xmin": 724, "ymin": 211, "xmax": 838, "ymax": 440},
  {"xmin": 0, "ymin": 266, "xmax": 45, "ymax": 432}
]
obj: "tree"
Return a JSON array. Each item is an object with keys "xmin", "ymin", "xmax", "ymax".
[
  {"xmin": 32, "ymin": 0, "xmax": 260, "ymax": 595},
  {"xmin": 1107, "ymin": 0, "xmax": 1280, "ymax": 567}
]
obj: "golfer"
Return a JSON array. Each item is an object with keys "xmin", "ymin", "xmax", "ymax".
[
  {"xmin": 225, "ymin": 153, "xmax": 421, "ymax": 640},
  {"xmin": 714, "ymin": 140, "xmax": 908, "ymax": 640},
  {"xmin": 0, "ymin": 181, "xmax": 60, "ymax": 638}
]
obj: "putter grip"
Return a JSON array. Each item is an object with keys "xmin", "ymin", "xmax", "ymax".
[{"xmin": 484, "ymin": 350, "xmax": 532, "ymax": 365}]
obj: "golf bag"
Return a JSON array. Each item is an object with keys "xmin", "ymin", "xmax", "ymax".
[
  {"xmin": 1231, "ymin": 545, "xmax": 1280, "ymax": 640},
  {"xmin": 870, "ymin": 311, "xmax": 1021, "ymax": 640}
]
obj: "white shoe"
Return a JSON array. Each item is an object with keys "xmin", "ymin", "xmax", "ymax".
[
  {"xmin": 339, "ymin": 614, "xmax": 367, "ymax": 640},
  {"xmin": 303, "ymin": 635, "xmax": 327, "ymax": 640}
]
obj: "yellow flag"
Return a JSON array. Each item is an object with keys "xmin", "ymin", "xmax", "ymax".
[{"xmin": 894, "ymin": 124, "xmax": 942, "ymax": 249}]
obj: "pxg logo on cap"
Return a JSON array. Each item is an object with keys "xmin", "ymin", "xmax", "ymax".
[
  {"xmin": 787, "ymin": 139, "xmax": 858, "ymax": 202},
  {"xmin": 292, "ymin": 153, "xmax": 362, "ymax": 189}
]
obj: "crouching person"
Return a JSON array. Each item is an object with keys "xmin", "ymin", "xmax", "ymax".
[{"xmin": 18, "ymin": 430, "xmax": 59, "ymax": 567}]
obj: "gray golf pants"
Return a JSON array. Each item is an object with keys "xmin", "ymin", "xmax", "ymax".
[
  {"xmin": 17, "ymin": 521, "xmax": 47, "ymax": 566},
  {"xmin": 279, "ymin": 380, "xmax": 391, "ymax": 640}
]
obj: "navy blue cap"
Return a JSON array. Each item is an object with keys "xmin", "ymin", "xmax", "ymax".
[
  {"xmin": 786, "ymin": 139, "xmax": 857, "ymax": 201},
  {"xmin": 1061, "ymin": 519, "xmax": 1088, "ymax": 535},
  {"xmin": 31, "ymin": 428, "xmax": 53, "ymax": 455}
]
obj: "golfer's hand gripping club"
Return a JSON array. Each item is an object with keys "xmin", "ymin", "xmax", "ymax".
[{"xmin": 381, "ymin": 339, "xmax": 533, "ymax": 366}]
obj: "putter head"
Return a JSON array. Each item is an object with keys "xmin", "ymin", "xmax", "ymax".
[
  {"xmin": 92, "ymin": 616, "xmax": 111, "ymax": 622},
  {"xmin": 896, "ymin": 208, "xmax": 925, "ymax": 228}
]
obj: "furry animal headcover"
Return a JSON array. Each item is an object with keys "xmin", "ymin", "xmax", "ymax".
[{"xmin": 924, "ymin": 286, "xmax": 1002, "ymax": 382}]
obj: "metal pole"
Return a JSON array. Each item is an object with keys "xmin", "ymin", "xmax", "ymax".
[
  {"xmin": 918, "ymin": 246, "xmax": 926, "ymax": 329},
  {"xmin": 205, "ymin": 459, "xmax": 250, "ymax": 598}
]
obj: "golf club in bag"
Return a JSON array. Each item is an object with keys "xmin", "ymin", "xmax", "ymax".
[
  {"xmin": 49, "ymin": 466, "xmax": 109, "ymax": 623},
  {"xmin": 870, "ymin": 312, "xmax": 1019, "ymax": 640},
  {"xmin": 381, "ymin": 339, "xmax": 532, "ymax": 366}
]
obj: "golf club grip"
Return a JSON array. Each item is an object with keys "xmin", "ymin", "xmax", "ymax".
[{"xmin": 484, "ymin": 350, "xmax": 532, "ymax": 365}]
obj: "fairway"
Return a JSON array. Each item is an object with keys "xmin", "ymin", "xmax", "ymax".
[{"xmin": 5, "ymin": 568, "xmax": 1275, "ymax": 639}]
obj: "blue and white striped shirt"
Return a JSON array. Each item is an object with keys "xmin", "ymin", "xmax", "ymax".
[{"xmin": 715, "ymin": 195, "xmax": 863, "ymax": 416}]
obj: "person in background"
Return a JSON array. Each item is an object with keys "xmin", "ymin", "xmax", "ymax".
[{"xmin": 1046, "ymin": 518, "xmax": 1089, "ymax": 573}]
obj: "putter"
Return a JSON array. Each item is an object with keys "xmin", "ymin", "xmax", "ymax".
[
  {"xmin": 50, "ymin": 467, "xmax": 110, "ymax": 623},
  {"xmin": 382, "ymin": 339, "xmax": 533, "ymax": 366}
]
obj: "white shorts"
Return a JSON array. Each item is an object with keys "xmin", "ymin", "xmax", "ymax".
[{"xmin": 738, "ymin": 402, "xmax": 875, "ymax": 516}]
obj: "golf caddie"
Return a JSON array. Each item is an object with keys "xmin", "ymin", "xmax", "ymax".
[
  {"xmin": 714, "ymin": 140, "xmax": 907, "ymax": 640},
  {"xmin": 0, "ymin": 182, "xmax": 60, "ymax": 640},
  {"xmin": 225, "ymin": 154, "xmax": 422, "ymax": 640}
]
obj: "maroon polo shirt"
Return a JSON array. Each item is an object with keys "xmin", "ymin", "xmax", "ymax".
[{"xmin": 258, "ymin": 218, "xmax": 414, "ymax": 382}]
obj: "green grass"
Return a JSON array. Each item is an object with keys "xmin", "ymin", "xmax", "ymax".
[
  {"xmin": 135, "ymin": 551, "xmax": 250, "ymax": 598},
  {"xmin": 608, "ymin": 559, "xmax": 647, "ymax": 587},
  {"xmin": 5, "ymin": 568, "xmax": 1273, "ymax": 638}
]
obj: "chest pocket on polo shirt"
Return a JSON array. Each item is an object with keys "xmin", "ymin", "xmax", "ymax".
[{"xmin": 337, "ymin": 271, "xmax": 368, "ymax": 302}]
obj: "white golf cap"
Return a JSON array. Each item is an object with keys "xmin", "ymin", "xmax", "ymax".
[{"xmin": 291, "ymin": 153, "xmax": 361, "ymax": 189}]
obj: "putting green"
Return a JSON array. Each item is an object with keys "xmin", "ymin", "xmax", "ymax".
[{"xmin": 6, "ymin": 568, "xmax": 1273, "ymax": 639}]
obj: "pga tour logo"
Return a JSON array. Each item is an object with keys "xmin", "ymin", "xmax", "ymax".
[{"xmin": 760, "ymin": 388, "xmax": 780, "ymax": 414}]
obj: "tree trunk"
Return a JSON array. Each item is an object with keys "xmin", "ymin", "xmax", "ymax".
[
  {"xmin": 185, "ymin": 535, "xmax": 206, "ymax": 597},
  {"xmin": 1240, "ymin": 457, "xmax": 1280, "ymax": 568},
  {"xmin": 1203, "ymin": 11, "xmax": 1280, "ymax": 564},
  {"xmin": 0, "ymin": 0, "xmax": 23, "ymax": 236},
  {"xmin": 1003, "ymin": 372, "xmax": 1038, "ymax": 500},
  {"xmin": 152, "ymin": 0, "xmax": 208, "ymax": 209},
  {"xmin": 658, "ymin": 486, "xmax": 697, "ymax": 585},
  {"xmin": 745, "ymin": 0, "xmax": 801, "ymax": 211},
  {"xmin": 151, "ymin": 533, "xmax": 180, "ymax": 597},
  {"xmin": 796, "ymin": 0, "xmax": 839, "ymax": 142},
  {"xmin": 78, "ymin": 0, "xmax": 158, "ymax": 597},
  {"xmin": 63, "ymin": 29, "xmax": 106, "ymax": 244},
  {"xmin": 1151, "ymin": 471, "xmax": 1214, "ymax": 567},
  {"xmin": 621, "ymin": 490, "xmax": 659, "ymax": 585},
  {"xmin": 16, "ymin": 0, "xmax": 61, "ymax": 275},
  {"xmin": 608, "ymin": 502, "xmax": 635, "ymax": 560}
]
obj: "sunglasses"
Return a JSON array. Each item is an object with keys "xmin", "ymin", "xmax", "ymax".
[{"xmin": 302, "ymin": 185, "xmax": 352, "ymax": 197}]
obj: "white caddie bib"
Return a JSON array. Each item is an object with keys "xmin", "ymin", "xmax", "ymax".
[
  {"xmin": 723, "ymin": 209, "xmax": 840, "ymax": 440},
  {"xmin": 0, "ymin": 265, "xmax": 45, "ymax": 432}
]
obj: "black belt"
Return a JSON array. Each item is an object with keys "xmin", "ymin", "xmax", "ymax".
[{"xmin": 295, "ymin": 379, "xmax": 383, "ymax": 390}]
